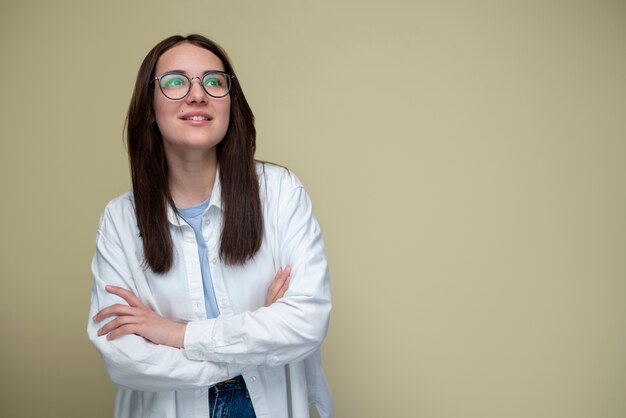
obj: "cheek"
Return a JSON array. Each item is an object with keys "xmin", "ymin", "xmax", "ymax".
[
  {"xmin": 219, "ymin": 98, "xmax": 231, "ymax": 127},
  {"xmin": 213, "ymin": 99, "xmax": 230, "ymax": 135},
  {"xmin": 153, "ymin": 99, "xmax": 176, "ymax": 128},
  {"xmin": 153, "ymin": 97, "xmax": 164, "ymax": 124}
]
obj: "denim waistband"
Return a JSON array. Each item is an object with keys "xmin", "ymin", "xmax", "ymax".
[{"xmin": 210, "ymin": 375, "xmax": 247, "ymax": 392}]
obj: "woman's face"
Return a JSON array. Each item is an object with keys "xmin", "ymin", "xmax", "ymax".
[{"xmin": 153, "ymin": 43, "xmax": 231, "ymax": 155}]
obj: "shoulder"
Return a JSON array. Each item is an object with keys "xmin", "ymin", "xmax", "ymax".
[
  {"xmin": 101, "ymin": 191, "xmax": 135, "ymax": 219},
  {"xmin": 255, "ymin": 162, "xmax": 315, "ymax": 222},
  {"xmin": 98, "ymin": 191, "xmax": 137, "ymax": 234},
  {"xmin": 255, "ymin": 161, "xmax": 304, "ymax": 192}
]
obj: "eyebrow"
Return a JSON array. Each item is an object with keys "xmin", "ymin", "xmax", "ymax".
[{"xmin": 159, "ymin": 69, "xmax": 224, "ymax": 75}]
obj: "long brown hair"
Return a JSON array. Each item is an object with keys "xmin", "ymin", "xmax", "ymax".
[{"xmin": 126, "ymin": 34, "xmax": 262, "ymax": 273}]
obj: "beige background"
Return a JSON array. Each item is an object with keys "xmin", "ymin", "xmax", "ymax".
[{"xmin": 1, "ymin": 0, "xmax": 625, "ymax": 417}]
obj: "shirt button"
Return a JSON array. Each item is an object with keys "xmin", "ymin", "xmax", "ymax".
[
  {"xmin": 250, "ymin": 376, "xmax": 257, "ymax": 383},
  {"xmin": 212, "ymin": 258, "xmax": 217, "ymax": 264}
]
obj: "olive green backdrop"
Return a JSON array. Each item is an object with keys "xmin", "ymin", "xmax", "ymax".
[{"xmin": 1, "ymin": 0, "xmax": 624, "ymax": 417}]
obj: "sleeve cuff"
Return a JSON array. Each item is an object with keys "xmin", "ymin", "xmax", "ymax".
[{"xmin": 183, "ymin": 319, "xmax": 217, "ymax": 360}]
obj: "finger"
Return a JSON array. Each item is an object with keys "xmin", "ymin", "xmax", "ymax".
[
  {"xmin": 265, "ymin": 266, "xmax": 293, "ymax": 306},
  {"xmin": 93, "ymin": 304, "xmax": 136, "ymax": 322},
  {"xmin": 274, "ymin": 269, "xmax": 290, "ymax": 292},
  {"xmin": 275, "ymin": 266, "xmax": 291, "ymax": 284},
  {"xmin": 106, "ymin": 324, "xmax": 140, "ymax": 340},
  {"xmin": 276, "ymin": 275, "xmax": 291, "ymax": 300},
  {"xmin": 266, "ymin": 286, "xmax": 279, "ymax": 306},
  {"xmin": 267, "ymin": 267, "xmax": 287, "ymax": 295},
  {"xmin": 272, "ymin": 266, "xmax": 291, "ymax": 290},
  {"xmin": 280, "ymin": 274, "xmax": 291, "ymax": 293},
  {"xmin": 276, "ymin": 266, "xmax": 292, "ymax": 299},
  {"xmin": 105, "ymin": 285, "xmax": 144, "ymax": 308},
  {"xmin": 98, "ymin": 315, "xmax": 140, "ymax": 336}
]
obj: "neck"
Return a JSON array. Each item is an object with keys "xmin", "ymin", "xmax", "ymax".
[{"xmin": 166, "ymin": 147, "xmax": 218, "ymax": 208}]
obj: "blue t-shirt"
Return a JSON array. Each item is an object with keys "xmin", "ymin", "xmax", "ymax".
[{"xmin": 177, "ymin": 197, "xmax": 220, "ymax": 319}]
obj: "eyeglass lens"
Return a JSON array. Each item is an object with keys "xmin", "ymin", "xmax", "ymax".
[{"xmin": 158, "ymin": 72, "xmax": 231, "ymax": 99}]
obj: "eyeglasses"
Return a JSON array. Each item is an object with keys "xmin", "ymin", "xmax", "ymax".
[{"xmin": 154, "ymin": 71, "xmax": 234, "ymax": 100}]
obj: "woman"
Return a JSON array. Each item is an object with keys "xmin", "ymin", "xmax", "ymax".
[{"xmin": 87, "ymin": 34, "xmax": 333, "ymax": 418}]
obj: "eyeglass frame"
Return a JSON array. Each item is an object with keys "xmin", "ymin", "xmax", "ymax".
[{"xmin": 153, "ymin": 70, "xmax": 235, "ymax": 100}]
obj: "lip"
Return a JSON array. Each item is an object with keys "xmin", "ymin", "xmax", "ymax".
[{"xmin": 179, "ymin": 112, "xmax": 213, "ymax": 126}]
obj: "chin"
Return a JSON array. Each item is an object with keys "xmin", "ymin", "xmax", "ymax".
[{"xmin": 186, "ymin": 139, "xmax": 223, "ymax": 150}]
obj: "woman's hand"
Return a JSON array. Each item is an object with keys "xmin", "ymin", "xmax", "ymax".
[
  {"xmin": 93, "ymin": 267, "xmax": 291, "ymax": 348},
  {"xmin": 93, "ymin": 285, "xmax": 186, "ymax": 348},
  {"xmin": 265, "ymin": 266, "xmax": 291, "ymax": 307}
]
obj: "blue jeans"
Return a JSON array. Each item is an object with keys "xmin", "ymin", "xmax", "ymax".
[{"xmin": 209, "ymin": 375, "xmax": 257, "ymax": 418}]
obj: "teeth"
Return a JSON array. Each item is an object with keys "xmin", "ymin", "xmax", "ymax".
[{"xmin": 187, "ymin": 115, "xmax": 208, "ymax": 120}]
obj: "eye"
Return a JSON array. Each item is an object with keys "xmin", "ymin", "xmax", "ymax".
[
  {"xmin": 203, "ymin": 73, "xmax": 224, "ymax": 87},
  {"xmin": 160, "ymin": 74, "xmax": 188, "ymax": 88}
]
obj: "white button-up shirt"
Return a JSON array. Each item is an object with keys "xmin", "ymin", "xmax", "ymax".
[{"xmin": 87, "ymin": 163, "xmax": 333, "ymax": 418}]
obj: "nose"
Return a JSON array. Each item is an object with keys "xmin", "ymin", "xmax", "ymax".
[{"xmin": 186, "ymin": 77, "xmax": 208, "ymax": 103}]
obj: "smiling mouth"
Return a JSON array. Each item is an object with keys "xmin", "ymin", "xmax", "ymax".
[{"xmin": 182, "ymin": 115, "xmax": 211, "ymax": 121}]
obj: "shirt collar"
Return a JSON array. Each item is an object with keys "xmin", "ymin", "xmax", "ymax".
[{"xmin": 167, "ymin": 165, "xmax": 223, "ymax": 225}]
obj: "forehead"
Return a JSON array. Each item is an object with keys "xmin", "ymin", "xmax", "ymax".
[{"xmin": 155, "ymin": 43, "xmax": 225, "ymax": 74}]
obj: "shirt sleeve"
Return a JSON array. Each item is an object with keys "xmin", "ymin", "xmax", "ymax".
[
  {"xmin": 183, "ymin": 170, "xmax": 332, "ymax": 366},
  {"xmin": 87, "ymin": 208, "xmax": 250, "ymax": 392}
]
